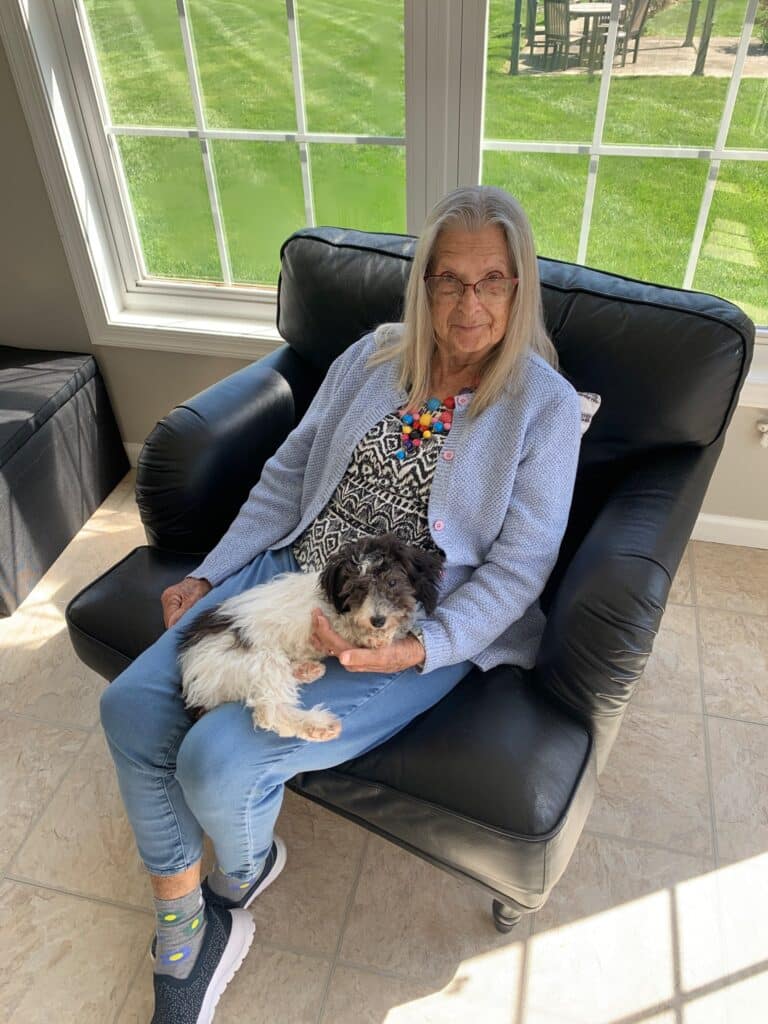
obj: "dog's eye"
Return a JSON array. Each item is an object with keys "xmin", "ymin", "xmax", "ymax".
[{"xmin": 387, "ymin": 578, "xmax": 398, "ymax": 588}]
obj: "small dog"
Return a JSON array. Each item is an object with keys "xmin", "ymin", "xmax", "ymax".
[{"xmin": 176, "ymin": 534, "xmax": 444, "ymax": 742}]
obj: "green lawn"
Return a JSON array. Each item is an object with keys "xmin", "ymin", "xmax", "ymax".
[
  {"xmin": 85, "ymin": 0, "xmax": 767, "ymax": 324},
  {"xmin": 648, "ymin": 0, "xmax": 756, "ymax": 39}
]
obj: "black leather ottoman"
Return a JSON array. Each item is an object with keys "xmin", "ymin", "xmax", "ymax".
[{"xmin": 0, "ymin": 344, "xmax": 129, "ymax": 616}]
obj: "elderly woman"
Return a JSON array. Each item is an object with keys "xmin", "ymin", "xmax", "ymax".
[{"xmin": 100, "ymin": 185, "xmax": 581, "ymax": 1023}]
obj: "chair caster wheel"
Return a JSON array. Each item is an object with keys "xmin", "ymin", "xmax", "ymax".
[{"xmin": 492, "ymin": 899, "xmax": 522, "ymax": 933}]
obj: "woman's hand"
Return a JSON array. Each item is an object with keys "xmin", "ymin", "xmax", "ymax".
[
  {"xmin": 161, "ymin": 576, "xmax": 212, "ymax": 629},
  {"xmin": 311, "ymin": 609, "xmax": 425, "ymax": 673}
]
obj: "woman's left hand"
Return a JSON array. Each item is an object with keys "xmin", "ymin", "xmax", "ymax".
[{"xmin": 311, "ymin": 609, "xmax": 425, "ymax": 673}]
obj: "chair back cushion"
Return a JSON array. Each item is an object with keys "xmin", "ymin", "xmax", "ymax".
[{"xmin": 277, "ymin": 226, "xmax": 753, "ymax": 465}]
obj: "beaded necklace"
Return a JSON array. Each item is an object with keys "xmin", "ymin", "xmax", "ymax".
[{"xmin": 393, "ymin": 386, "xmax": 474, "ymax": 461}]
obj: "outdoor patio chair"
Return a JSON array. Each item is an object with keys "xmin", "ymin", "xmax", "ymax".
[
  {"xmin": 65, "ymin": 226, "xmax": 754, "ymax": 932},
  {"xmin": 616, "ymin": 0, "xmax": 652, "ymax": 65},
  {"xmin": 543, "ymin": 0, "xmax": 586, "ymax": 70},
  {"xmin": 526, "ymin": 0, "xmax": 547, "ymax": 55}
]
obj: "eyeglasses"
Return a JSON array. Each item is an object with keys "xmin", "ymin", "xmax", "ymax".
[{"xmin": 424, "ymin": 273, "xmax": 518, "ymax": 303}]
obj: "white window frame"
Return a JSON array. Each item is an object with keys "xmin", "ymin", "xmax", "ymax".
[{"xmin": 0, "ymin": 0, "xmax": 765, "ymax": 402}]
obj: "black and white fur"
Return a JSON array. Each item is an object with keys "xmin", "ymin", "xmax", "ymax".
[{"xmin": 176, "ymin": 534, "xmax": 443, "ymax": 742}]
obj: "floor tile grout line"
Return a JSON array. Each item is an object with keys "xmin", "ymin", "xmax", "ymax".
[
  {"xmin": 1, "ymin": 727, "xmax": 94, "ymax": 879},
  {"xmin": 111, "ymin": 944, "xmax": 148, "ymax": 1024},
  {"xmin": 314, "ymin": 831, "xmax": 371, "ymax": 1024},
  {"xmin": 704, "ymin": 709, "xmax": 768, "ymax": 730},
  {"xmin": 689, "ymin": 544, "xmax": 721, "ymax": 870},
  {"xmin": 694, "ymin": 605, "xmax": 768, "ymax": 622},
  {"xmin": 582, "ymin": 826, "xmax": 717, "ymax": 864},
  {"xmin": 2, "ymin": 872, "xmax": 157, "ymax": 916},
  {"xmin": 0, "ymin": 708, "xmax": 96, "ymax": 734}
]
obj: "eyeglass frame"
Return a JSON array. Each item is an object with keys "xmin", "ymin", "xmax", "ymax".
[{"xmin": 423, "ymin": 273, "xmax": 519, "ymax": 303}]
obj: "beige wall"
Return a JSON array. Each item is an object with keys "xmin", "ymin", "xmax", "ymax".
[{"xmin": 1, "ymin": 35, "xmax": 765, "ymax": 524}]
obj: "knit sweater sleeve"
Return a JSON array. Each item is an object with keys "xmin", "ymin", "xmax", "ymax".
[
  {"xmin": 188, "ymin": 340, "xmax": 366, "ymax": 587},
  {"xmin": 416, "ymin": 388, "xmax": 582, "ymax": 675}
]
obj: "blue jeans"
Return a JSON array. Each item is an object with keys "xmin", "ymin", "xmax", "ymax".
[{"xmin": 99, "ymin": 545, "xmax": 473, "ymax": 879}]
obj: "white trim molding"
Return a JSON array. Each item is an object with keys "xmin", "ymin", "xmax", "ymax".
[{"xmin": 692, "ymin": 514, "xmax": 768, "ymax": 550}]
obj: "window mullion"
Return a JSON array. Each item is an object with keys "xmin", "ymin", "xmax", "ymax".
[
  {"xmin": 577, "ymin": 0, "xmax": 621, "ymax": 264},
  {"xmin": 683, "ymin": 0, "xmax": 758, "ymax": 289},
  {"xmin": 286, "ymin": 0, "xmax": 315, "ymax": 228},
  {"xmin": 176, "ymin": 0, "xmax": 232, "ymax": 285}
]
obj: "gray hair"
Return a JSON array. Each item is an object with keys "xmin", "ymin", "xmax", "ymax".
[{"xmin": 365, "ymin": 185, "xmax": 560, "ymax": 420}]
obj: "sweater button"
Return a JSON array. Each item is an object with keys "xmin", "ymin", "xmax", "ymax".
[
  {"xmin": 442, "ymin": 450, "xmax": 454, "ymax": 461},
  {"xmin": 434, "ymin": 519, "xmax": 445, "ymax": 531}
]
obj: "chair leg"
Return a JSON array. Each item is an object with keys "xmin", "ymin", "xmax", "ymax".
[
  {"xmin": 633, "ymin": 34, "xmax": 640, "ymax": 63},
  {"xmin": 492, "ymin": 899, "xmax": 523, "ymax": 933}
]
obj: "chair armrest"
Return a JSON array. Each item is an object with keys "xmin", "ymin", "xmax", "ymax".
[
  {"xmin": 136, "ymin": 350, "xmax": 314, "ymax": 553},
  {"xmin": 534, "ymin": 443, "xmax": 722, "ymax": 774}
]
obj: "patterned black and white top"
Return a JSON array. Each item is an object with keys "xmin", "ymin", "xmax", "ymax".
[{"xmin": 291, "ymin": 395, "xmax": 465, "ymax": 572}]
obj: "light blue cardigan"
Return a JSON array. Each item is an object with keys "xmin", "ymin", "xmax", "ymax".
[{"xmin": 190, "ymin": 331, "xmax": 582, "ymax": 676}]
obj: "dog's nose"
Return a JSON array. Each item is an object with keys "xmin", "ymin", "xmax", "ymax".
[{"xmin": 370, "ymin": 615, "xmax": 386, "ymax": 628}]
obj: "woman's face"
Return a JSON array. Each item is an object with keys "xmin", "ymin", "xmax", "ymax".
[{"xmin": 428, "ymin": 224, "xmax": 516, "ymax": 366}]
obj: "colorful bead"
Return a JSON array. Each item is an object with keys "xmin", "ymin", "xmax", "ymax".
[{"xmin": 393, "ymin": 393, "xmax": 460, "ymax": 460}]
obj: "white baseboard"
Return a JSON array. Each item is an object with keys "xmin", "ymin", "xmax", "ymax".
[
  {"xmin": 121, "ymin": 445, "xmax": 768, "ymax": 550},
  {"xmin": 692, "ymin": 514, "xmax": 768, "ymax": 550}
]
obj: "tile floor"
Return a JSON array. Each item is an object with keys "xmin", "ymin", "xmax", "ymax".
[{"xmin": 1, "ymin": 469, "xmax": 766, "ymax": 1023}]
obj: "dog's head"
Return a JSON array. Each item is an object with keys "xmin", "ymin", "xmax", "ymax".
[{"xmin": 319, "ymin": 533, "xmax": 444, "ymax": 648}]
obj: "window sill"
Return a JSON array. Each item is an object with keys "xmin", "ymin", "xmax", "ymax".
[{"xmin": 96, "ymin": 307, "xmax": 283, "ymax": 360}]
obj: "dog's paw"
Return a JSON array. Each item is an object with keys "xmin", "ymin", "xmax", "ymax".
[
  {"xmin": 298, "ymin": 709, "xmax": 342, "ymax": 742},
  {"xmin": 291, "ymin": 660, "xmax": 326, "ymax": 683}
]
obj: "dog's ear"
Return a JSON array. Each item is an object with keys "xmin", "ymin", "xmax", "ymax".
[
  {"xmin": 319, "ymin": 550, "xmax": 352, "ymax": 613},
  {"xmin": 401, "ymin": 548, "xmax": 444, "ymax": 616}
]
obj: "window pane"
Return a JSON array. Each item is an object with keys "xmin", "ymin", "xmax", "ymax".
[
  {"xmin": 587, "ymin": 157, "xmax": 708, "ymax": 285},
  {"xmin": 482, "ymin": 152, "xmax": 588, "ymax": 261},
  {"xmin": 485, "ymin": 0, "xmax": 603, "ymax": 143},
  {"xmin": 186, "ymin": 1, "xmax": 296, "ymax": 130},
  {"xmin": 213, "ymin": 142, "xmax": 305, "ymax": 285},
  {"xmin": 602, "ymin": 0, "xmax": 748, "ymax": 149},
  {"xmin": 82, "ymin": 0, "xmax": 194, "ymax": 126},
  {"xmin": 300, "ymin": 0, "xmax": 405, "ymax": 135},
  {"xmin": 727, "ymin": 78, "xmax": 768, "ymax": 150},
  {"xmin": 693, "ymin": 162, "xmax": 768, "ymax": 326},
  {"xmin": 117, "ymin": 137, "xmax": 222, "ymax": 282},
  {"xmin": 310, "ymin": 145, "xmax": 405, "ymax": 231}
]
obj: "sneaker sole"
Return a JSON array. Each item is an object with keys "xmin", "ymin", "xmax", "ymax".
[
  {"xmin": 240, "ymin": 835, "xmax": 287, "ymax": 910},
  {"xmin": 195, "ymin": 909, "xmax": 255, "ymax": 1024}
]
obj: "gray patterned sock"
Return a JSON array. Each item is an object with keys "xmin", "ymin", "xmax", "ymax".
[
  {"xmin": 154, "ymin": 887, "xmax": 207, "ymax": 979},
  {"xmin": 206, "ymin": 857, "xmax": 266, "ymax": 903}
]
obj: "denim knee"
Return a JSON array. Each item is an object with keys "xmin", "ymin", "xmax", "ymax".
[
  {"xmin": 175, "ymin": 719, "xmax": 251, "ymax": 806},
  {"xmin": 99, "ymin": 679, "xmax": 131, "ymax": 747}
]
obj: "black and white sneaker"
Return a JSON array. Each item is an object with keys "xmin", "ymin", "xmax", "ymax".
[
  {"xmin": 202, "ymin": 836, "xmax": 287, "ymax": 911},
  {"xmin": 150, "ymin": 902, "xmax": 254, "ymax": 1024}
]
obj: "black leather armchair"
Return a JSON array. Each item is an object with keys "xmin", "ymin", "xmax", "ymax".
[{"xmin": 65, "ymin": 228, "xmax": 754, "ymax": 932}]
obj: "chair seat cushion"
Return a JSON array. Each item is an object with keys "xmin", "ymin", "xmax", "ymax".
[
  {"xmin": 67, "ymin": 544, "xmax": 594, "ymax": 906},
  {"xmin": 290, "ymin": 667, "xmax": 594, "ymax": 904},
  {"xmin": 66, "ymin": 546, "xmax": 208, "ymax": 680}
]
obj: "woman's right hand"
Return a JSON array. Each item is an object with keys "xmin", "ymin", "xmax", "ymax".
[{"xmin": 161, "ymin": 577, "xmax": 212, "ymax": 630}]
